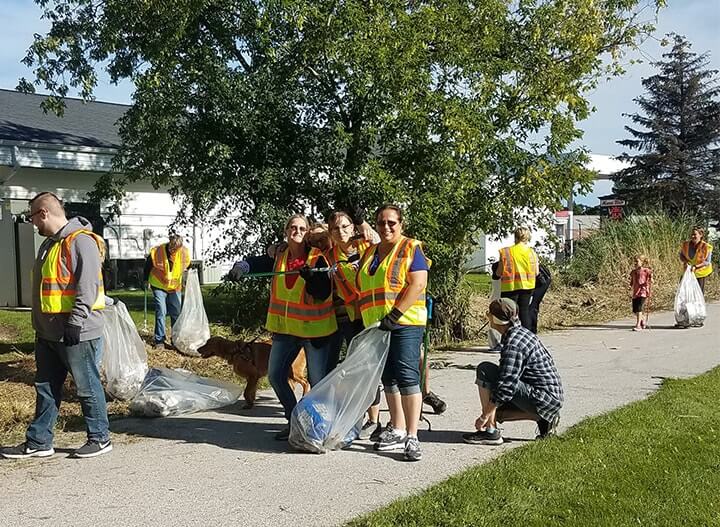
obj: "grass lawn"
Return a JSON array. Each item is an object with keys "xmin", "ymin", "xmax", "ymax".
[
  {"xmin": 348, "ymin": 367, "xmax": 720, "ymax": 527},
  {"xmin": 464, "ymin": 272, "xmax": 491, "ymax": 295}
]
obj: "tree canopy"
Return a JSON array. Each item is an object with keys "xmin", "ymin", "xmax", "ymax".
[
  {"xmin": 613, "ymin": 34, "xmax": 720, "ymax": 221},
  {"xmin": 20, "ymin": 0, "xmax": 664, "ymax": 337}
]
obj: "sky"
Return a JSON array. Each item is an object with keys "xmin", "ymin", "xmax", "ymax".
[{"xmin": 1, "ymin": 0, "xmax": 719, "ymax": 205}]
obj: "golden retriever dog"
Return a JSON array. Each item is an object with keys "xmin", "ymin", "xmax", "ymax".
[{"xmin": 197, "ymin": 336, "xmax": 309, "ymax": 409}]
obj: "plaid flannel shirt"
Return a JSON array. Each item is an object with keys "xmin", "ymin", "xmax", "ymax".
[{"xmin": 492, "ymin": 321, "xmax": 564, "ymax": 421}]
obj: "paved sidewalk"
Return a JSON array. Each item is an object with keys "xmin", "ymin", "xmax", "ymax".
[{"xmin": 1, "ymin": 304, "xmax": 718, "ymax": 527}]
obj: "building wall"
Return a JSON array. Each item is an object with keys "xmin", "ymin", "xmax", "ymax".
[{"xmin": 0, "ymin": 166, "xmax": 234, "ymax": 288}]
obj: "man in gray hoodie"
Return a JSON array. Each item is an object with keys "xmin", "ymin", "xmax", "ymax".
[{"xmin": 1, "ymin": 192, "xmax": 112, "ymax": 459}]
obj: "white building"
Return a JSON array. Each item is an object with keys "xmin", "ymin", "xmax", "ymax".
[{"xmin": 0, "ymin": 90, "xmax": 229, "ymax": 307}]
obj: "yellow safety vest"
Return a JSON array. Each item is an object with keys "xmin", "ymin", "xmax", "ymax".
[
  {"xmin": 356, "ymin": 237, "xmax": 429, "ymax": 327},
  {"xmin": 148, "ymin": 244, "xmax": 190, "ymax": 292},
  {"xmin": 326, "ymin": 240, "xmax": 370, "ymax": 322},
  {"xmin": 266, "ymin": 248, "xmax": 337, "ymax": 338},
  {"xmin": 681, "ymin": 241, "xmax": 713, "ymax": 278},
  {"xmin": 40, "ymin": 230, "xmax": 105, "ymax": 314},
  {"xmin": 499, "ymin": 243, "xmax": 539, "ymax": 292}
]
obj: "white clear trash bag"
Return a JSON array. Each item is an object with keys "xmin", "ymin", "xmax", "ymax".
[
  {"xmin": 289, "ymin": 325, "xmax": 391, "ymax": 453},
  {"xmin": 101, "ymin": 300, "xmax": 148, "ymax": 400},
  {"xmin": 129, "ymin": 367, "xmax": 242, "ymax": 417},
  {"xmin": 674, "ymin": 266, "xmax": 706, "ymax": 327},
  {"xmin": 172, "ymin": 269, "xmax": 210, "ymax": 356}
]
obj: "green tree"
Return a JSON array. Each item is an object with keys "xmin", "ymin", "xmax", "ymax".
[
  {"xmin": 19, "ymin": 0, "xmax": 663, "ymax": 339},
  {"xmin": 614, "ymin": 34, "xmax": 720, "ymax": 221}
]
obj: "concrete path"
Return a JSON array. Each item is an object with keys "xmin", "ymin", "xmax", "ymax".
[{"xmin": 2, "ymin": 304, "xmax": 718, "ymax": 527}]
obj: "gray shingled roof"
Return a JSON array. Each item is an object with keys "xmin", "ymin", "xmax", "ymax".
[{"xmin": 0, "ymin": 89, "xmax": 128, "ymax": 149}]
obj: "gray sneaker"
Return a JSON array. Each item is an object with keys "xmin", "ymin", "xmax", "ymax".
[
  {"xmin": 74, "ymin": 440, "xmax": 112, "ymax": 458},
  {"xmin": 373, "ymin": 424, "xmax": 407, "ymax": 451},
  {"xmin": 1, "ymin": 442, "xmax": 55, "ymax": 459},
  {"xmin": 369, "ymin": 421, "xmax": 387, "ymax": 443},
  {"xmin": 462, "ymin": 429, "xmax": 503, "ymax": 445},
  {"xmin": 404, "ymin": 436, "xmax": 422, "ymax": 461},
  {"xmin": 358, "ymin": 420, "xmax": 381, "ymax": 440}
]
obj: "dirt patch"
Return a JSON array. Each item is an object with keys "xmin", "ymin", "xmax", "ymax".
[{"xmin": 0, "ymin": 324, "xmax": 20, "ymax": 342}]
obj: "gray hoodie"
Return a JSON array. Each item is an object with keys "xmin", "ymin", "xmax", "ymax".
[{"xmin": 32, "ymin": 216, "xmax": 104, "ymax": 342}]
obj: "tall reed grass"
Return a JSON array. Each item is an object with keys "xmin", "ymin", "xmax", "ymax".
[{"xmin": 561, "ymin": 214, "xmax": 717, "ymax": 309}]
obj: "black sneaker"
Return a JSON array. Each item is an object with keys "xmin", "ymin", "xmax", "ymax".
[
  {"xmin": 423, "ymin": 391, "xmax": 447, "ymax": 414},
  {"xmin": 462, "ymin": 429, "xmax": 503, "ymax": 445},
  {"xmin": 369, "ymin": 421, "xmax": 386, "ymax": 443},
  {"xmin": 404, "ymin": 436, "xmax": 422, "ymax": 461},
  {"xmin": 1, "ymin": 442, "xmax": 55, "ymax": 459},
  {"xmin": 537, "ymin": 414, "xmax": 560, "ymax": 439},
  {"xmin": 74, "ymin": 440, "xmax": 112, "ymax": 458},
  {"xmin": 358, "ymin": 420, "xmax": 379, "ymax": 440},
  {"xmin": 373, "ymin": 424, "xmax": 407, "ymax": 451},
  {"xmin": 274, "ymin": 426, "xmax": 290, "ymax": 441}
]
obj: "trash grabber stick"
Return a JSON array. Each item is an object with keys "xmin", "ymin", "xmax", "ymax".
[
  {"xmin": 419, "ymin": 294, "xmax": 434, "ymax": 431},
  {"xmin": 143, "ymin": 285, "xmax": 149, "ymax": 332}
]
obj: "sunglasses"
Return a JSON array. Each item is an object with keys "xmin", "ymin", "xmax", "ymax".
[
  {"xmin": 331, "ymin": 223, "xmax": 353, "ymax": 232},
  {"xmin": 376, "ymin": 220, "xmax": 398, "ymax": 228},
  {"xmin": 288, "ymin": 225, "xmax": 308, "ymax": 232}
]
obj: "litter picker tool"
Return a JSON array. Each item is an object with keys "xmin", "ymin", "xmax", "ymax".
[{"xmin": 419, "ymin": 294, "xmax": 434, "ymax": 431}]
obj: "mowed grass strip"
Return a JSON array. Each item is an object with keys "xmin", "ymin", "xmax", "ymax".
[{"xmin": 348, "ymin": 368, "xmax": 720, "ymax": 527}]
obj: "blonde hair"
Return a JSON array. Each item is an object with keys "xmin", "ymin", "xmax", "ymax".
[
  {"xmin": 514, "ymin": 226, "xmax": 531, "ymax": 244},
  {"xmin": 634, "ymin": 254, "xmax": 649, "ymax": 267},
  {"xmin": 284, "ymin": 214, "xmax": 310, "ymax": 232}
]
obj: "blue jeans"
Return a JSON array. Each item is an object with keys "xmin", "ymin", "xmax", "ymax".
[
  {"xmin": 269, "ymin": 333, "xmax": 334, "ymax": 420},
  {"xmin": 26, "ymin": 337, "xmax": 110, "ymax": 449},
  {"xmin": 152, "ymin": 287, "xmax": 182, "ymax": 344},
  {"xmin": 328, "ymin": 318, "xmax": 364, "ymax": 372},
  {"xmin": 382, "ymin": 325, "xmax": 425, "ymax": 396}
]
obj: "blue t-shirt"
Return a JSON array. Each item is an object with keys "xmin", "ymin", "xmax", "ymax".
[{"xmin": 368, "ymin": 246, "xmax": 429, "ymax": 275}]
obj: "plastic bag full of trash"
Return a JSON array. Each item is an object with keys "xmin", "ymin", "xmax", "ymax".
[
  {"xmin": 129, "ymin": 367, "xmax": 241, "ymax": 417},
  {"xmin": 674, "ymin": 266, "xmax": 706, "ymax": 327},
  {"xmin": 289, "ymin": 325, "xmax": 391, "ymax": 453},
  {"xmin": 171, "ymin": 269, "xmax": 210, "ymax": 356},
  {"xmin": 101, "ymin": 299, "xmax": 148, "ymax": 400}
]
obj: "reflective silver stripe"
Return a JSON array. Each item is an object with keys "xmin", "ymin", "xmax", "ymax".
[
  {"xmin": 357, "ymin": 292, "xmax": 426, "ymax": 307},
  {"xmin": 268, "ymin": 302, "xmax": 335, "ymax": 317},
  {"xmin": 388, "ymin": 238, "xmax": 412, "ymax": 290}
]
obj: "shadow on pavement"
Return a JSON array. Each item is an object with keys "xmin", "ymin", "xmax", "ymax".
[{"xmin": 112, "ymin": 411, "xmax": 292, "ymax": 454}]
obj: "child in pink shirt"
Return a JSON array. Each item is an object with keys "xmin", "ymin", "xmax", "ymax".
[{"xmin": 629, "ymin": 255, "xmax": 652, "ymax": 331}]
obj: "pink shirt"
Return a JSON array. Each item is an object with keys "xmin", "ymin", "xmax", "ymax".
[{"xmin": 630, "ymin": 267, "xmax": 652, "ymax": 298}]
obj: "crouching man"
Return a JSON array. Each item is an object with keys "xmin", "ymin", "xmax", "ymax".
[{"xmin": 463, "ymin": 298, "xmax": 563, "ymax": 445}]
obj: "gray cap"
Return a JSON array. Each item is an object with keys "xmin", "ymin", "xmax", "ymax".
[{"xmin": 489, "ymin": 298, "xmax": 519, "ymax": 322}]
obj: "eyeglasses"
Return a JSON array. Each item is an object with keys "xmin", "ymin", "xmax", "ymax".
[
  {"xmin": 376, "ymin": 220, "xmax": 398, "ymax": 228},
  {"xmin": 289, "ymin": 225, "xmax": 308, "ymax": 232},
  {"xmin": 26, "ymin": 208, "xmax": 45, "ymax": 221},
  {"xmin": 331, "ymin": 223, "xmax": 353, "ymax": 232}
]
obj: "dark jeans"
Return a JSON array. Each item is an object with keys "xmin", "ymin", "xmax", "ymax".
[
  {"xmin": 26, "ymin": 337, "xmax": 109, "ymax": 449},
  {"xmin": 529, "ymin": 281, "xmax": 550, "ymax": 334},
  {"xmin": 152, "ymin": 287, "xmax": 182, "ymax": 344},
  {"xmin": 475, "ymin": 361, "xmax": 539, "ymax": 418},
  {"xmin": 329, "ymin": 318, "xmax": 364, "ymax": 372},
  {"xmin": 269, "ymin": 333, "xmax": 334, "ymax": 420},
  {"xmin": 501, "ymin": 289, "xmax": 533, "ymax": 331},
  {"xmin": 697, "ymin": 276, "xmax": 706, "ymax": 294},
  {"xmin": 381, "ymin": 325, "xmax": 425, "ymax": 396}
]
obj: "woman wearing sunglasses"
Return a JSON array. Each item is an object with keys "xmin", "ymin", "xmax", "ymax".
[
  {"xmin": 355, "ymin": 204, "xmax": 430, "ymax": 461},
  {"xmin": 227, "ymin": 214, "xmax": 336, "ymax": 440}
]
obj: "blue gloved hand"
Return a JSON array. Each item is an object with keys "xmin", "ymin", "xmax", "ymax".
[
  {"xmin": 63, "ymin": 324, "xmax": 82, "ymax": 346},
  {"xmin": 379, "ymin": 308, "xmax": 403, "ymax": 331}
]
